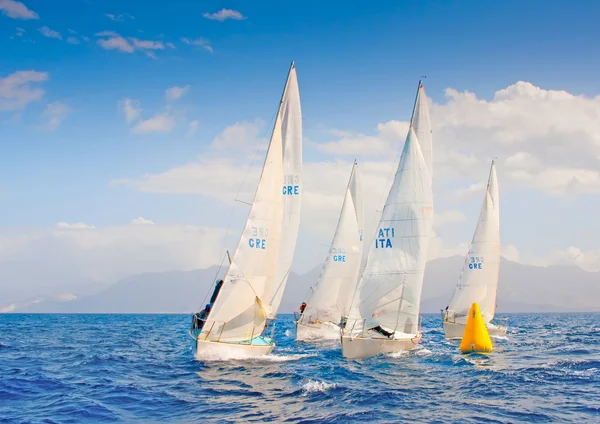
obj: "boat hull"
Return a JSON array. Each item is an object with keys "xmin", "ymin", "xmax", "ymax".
[
  {"xmin": 341, "ymin": 333, "xmax": 421, "ymax": 359},
  {"xmin": 194, "ymin": 338, "xmax": 274, "ymax": 360},
  {"xmin": 443, "ymin": 320, "xmax": 507, "ymax": 340},
  {"xmin": 296, "ymin": 321, "xmax": 340, "ymax": 341}
]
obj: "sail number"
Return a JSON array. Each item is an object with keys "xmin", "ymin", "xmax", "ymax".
[
  {"xmin": 375, "ymin": 227, "xmax": 395, "ymax": 248},
  {"xmin": 331, "ymin": 247, "xmax": 346, "ymax": 262},
  {"xmin": 249, "ymin": 227, "xmax": 268, "ymax": 249},
  {"xmin": 469, "ymin": 256, "xmax": 484, "ymax": 270},
  {"xmin": 283, "ymin": 174, "xmax": 300, "ymax": 195}
]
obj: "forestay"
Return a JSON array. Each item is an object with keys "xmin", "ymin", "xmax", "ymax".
[
  {"xmin": 348, "ymin": 128, "xmax": 433, "ymax": 335},
  {"xmin": 448, "ymin": 161, "xmax": 500, "ymax": 324},
  {"xmin": 270, "ymin": 63, "xmax": 303, "ymax": 317},
  {"xmin": 301, "ymin": 163, "xmax": 364, "ymax": 324},
  {"xmin": 204, "ymin": 63, "xmax": 301, "ymax": 342}
]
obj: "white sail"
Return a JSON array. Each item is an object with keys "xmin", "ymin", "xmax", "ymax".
[
  {"xmin": 269, "ymin": 63, "xmax": 303, "ymax": 317},
  {"xmin": 204, "ymin": 64, "xmax": 302, "ymax": 342},
  {"xmin": 300, "ymin": 163, "xmax": 364, "ymax": 324},
  {"xmin": 348, "ymin": 128, "xmax": 433, "ymax": 335},
  {"xmin": 411, "ymin": 82, "xmax": 432, "ymax": 183},
  {"xmin": 447, "ymin": 161, "xmax": 500, "ymax": 324}
]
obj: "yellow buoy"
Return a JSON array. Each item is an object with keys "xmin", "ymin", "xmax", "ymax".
[{"xmin": 460, "ymin": 302, "xmax": 493, "ymax": 354}]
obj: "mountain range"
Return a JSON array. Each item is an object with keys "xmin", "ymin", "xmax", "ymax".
[{"xmin": 6, "ymin": 256, "xmax": 599, "ymax": 314}]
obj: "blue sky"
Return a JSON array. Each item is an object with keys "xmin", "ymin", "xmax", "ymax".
[{"xmin": 1, "ymin": 0, "xmax": 600, "ymax": 301}]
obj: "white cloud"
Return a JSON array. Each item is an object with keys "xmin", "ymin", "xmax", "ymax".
[
  {"xmin": 96, "ymin": 31, "xmax": 166, "ymax": 58},
  {"xmin": 0, "ymin": 0, "xmax": 38, "ymax": 19},
  {"xmin": 203, "ymin": 8, "xmax": 245, "ymax": 22},
  {"xmin": 132, "ymin": 113, "xmax": 175, "ymax": 133},
  {"xmin": 42, "ymin": 101, "xmax": 71, "ymax": 130},
  {"xmin": 550, "ymin": 246, "xmax": 600, "ymax": 272},
  {"xmin": 181, "ymin": 37, "xmax": 213, "ymax": 53},
  {"xmin": 120, "ymin": 97, "xmax": 141, "ymax": 123},
  {"xmin": 433, "ymin": 210, "xmax": 467, "ymax": 229},
  {"xmin": 165, "ymin": 85, "xmax": 190, "ymax": 102},
  {"xmin": 187, "ymin": 120, "xmax": 198, "ymax": 137},
  {"xmin": 96, "ymin": 31, "xmax": 134, "ymax": 53},
  {"xmin": 16, "ymin": 27, "xmax": 25, "ymax": 37},
  {"xmin": 129, "ymin": 37, "xmax": 164, "ymax": 50},
  {"xmin": 315, "ymin": 121, "xmax": 409, "ymax": 158},
  {"xmin": 56, "ymin": 222, "xmax": 96, "ymax": 229},
  {"xmin": 66, "ymin": 36, "xmax": 80, "ymax": 45},
  {"xmin": 105, "ymin": 13, "xmax": 134, "ymax": 22},
  {"xmin": 0, "ymin": 70, "xmax": 48, "ymax": 111},
  {"xmin": 0, "ymin": 223, "xmax": 226, "ymax": 303},
  {"xmin": 212, "ymin": 120, "xmax": 264, "ymax": 150},
  {"xmin": 165, "ymin": 42, "xmax": 176, "ymax": 49},
  {"xmin": 38, "ymin": 26, "xmax": 62, "ymax": 40},
  {"xmin": 131, "ymin": 216, "xmax": 155, "ymax": 225}
]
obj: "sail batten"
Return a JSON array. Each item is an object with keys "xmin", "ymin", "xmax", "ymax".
[{"xmin": 447, "ymin": 161, "xmax": 500, "ymax": 324}]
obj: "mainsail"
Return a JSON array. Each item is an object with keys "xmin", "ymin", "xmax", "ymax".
[
  {"xmin": 447, "ymin": 161, "xmax": 500, "ymax": 324},
  {"xmin": 203, "ymin": 62, "xmax": 301, "ymax": 342},
  {"xmin": 348, "ymin": 127, "xmax": 433, "ymax": 335},
  {"xmin": 300, "ymin": 162, "xmax": 364, "ymax": 324}
]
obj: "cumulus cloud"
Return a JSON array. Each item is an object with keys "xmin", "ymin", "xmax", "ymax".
[
  {"xmin": 203, "ymin": 8, "xmax": 245, "ymax": 22},
  {"xmin": 16, "ymin": 27, "xmax": 25, "ymax": 36},
  {"xmin": 132, "ymin": 113, "xmax": 175, "ymax": 133},
  {"xmin": 433, "ymin": 210, "xmax": 467, "ymax": 229},
  {"xmin": 131, "ymin": 216, "xmax": 155, "ymax": 225},
  {"xmin": 165, "ymin": 85, "xmax": 190, "ymax": 102},
  {"xmin": 38, "ymin": 26, "xmax": 62, "ymax": 40},
  {"xmin": 181, "ymin": 37, "xmax": 213, "ymax": 53},
  {"xmin": 0, "ymin": 70, "xmax": 48, "ymax": 111},
  {"xmin": 66, "ymin": 36, "xmax": 80, "ymax": 45},
  {"xmin": 42, "ymin": 101, "xmax": 71, "ymax": 130},
  {"xmin": 0, "ymin": 0, "xmax": 38, "ymax": 19}
]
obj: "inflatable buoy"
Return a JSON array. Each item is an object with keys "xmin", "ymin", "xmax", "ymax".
[{"xmin": 460, "ymin": 302, "xmax": 493, "ymax": 354}]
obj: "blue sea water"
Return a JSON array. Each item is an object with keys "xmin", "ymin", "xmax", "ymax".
[{"xmin": 0, "ymin": 313, "xmax": 599, "ymax": 423}]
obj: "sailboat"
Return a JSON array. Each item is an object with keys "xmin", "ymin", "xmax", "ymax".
[
  {"xmin": 341, "ymin": 82, "xmax": 433, "ymax": 359},
  {"xmin": 190, "ymin": 62, "xmax": 302, "ymax": 358},
  {"xmin": 295, "ymin": 162, "xmax": 364, "ymax": 341},
  {"xmin": 442, "ymin": 160, "xmax": 507, "ymax": 339}
]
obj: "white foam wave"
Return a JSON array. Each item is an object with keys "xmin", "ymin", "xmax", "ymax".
[
  {"xmin": 387, "ymin": 351, "xmax": 409, "ymax": 358},
  {"xmin": 196, "ymin": 352, "xmax": 316, "ymax": 362},
  {"xmin": 284, "ymin": 330, "xmax": 292, "ymax": 337},
  {"xmin": 301, "ymin": 380, "xmax": 337, "ymax": 394},
  {"xmin": 415, "ymin": 348, "xmax": 433, "ymax": 356}
]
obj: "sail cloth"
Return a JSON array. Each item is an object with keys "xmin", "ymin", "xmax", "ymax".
[
  {"xmin": 204, "ymin": 63, "xmax": 301, "ymax": 342},
  {"xmin": 270, "ymin": 63, "xmax": 303, "ymax": 317},
  {"xmin": 301, "ymin": 163, "xmax": 364, "ymax": 324},
  {"xmin": 348, "ymin": 128, "xmax": 433, "ymax": 335},
  {"xmin": 448, "ymin": 161, "xmax": 500, "ymax": 324},
  {"xmin": 412, "ymin": 83, "xmax": 432, "ymax": 184}
]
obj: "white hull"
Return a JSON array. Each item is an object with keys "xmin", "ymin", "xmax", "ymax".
[
  {"xmin": 443, "ymin": 320, "xmax": 507, "ymax": 340},
  {"xmin": 341, "ymin": 333, "xmax": 421, "ymax": 359},
  {"xmin": 295, "ymin": 321, "xmax": 340, "ymax": 341},
  {"xmin": 194, "ymin": 338, "xmax": 274, "ymax": 360}
]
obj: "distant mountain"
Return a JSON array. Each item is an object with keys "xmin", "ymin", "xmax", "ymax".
[{"xmin": 13, "ymin": 256, "xmax": 600, "ymax": 313}]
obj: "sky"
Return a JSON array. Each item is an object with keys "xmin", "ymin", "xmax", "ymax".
[{"xmin": 1, "ymin": 0, "xmax": 600, "ymax": 306}]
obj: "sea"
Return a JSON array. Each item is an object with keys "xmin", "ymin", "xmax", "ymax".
[{"xmin": 0, "ymin": 313, "xmax": 598, "ymax": 423}]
